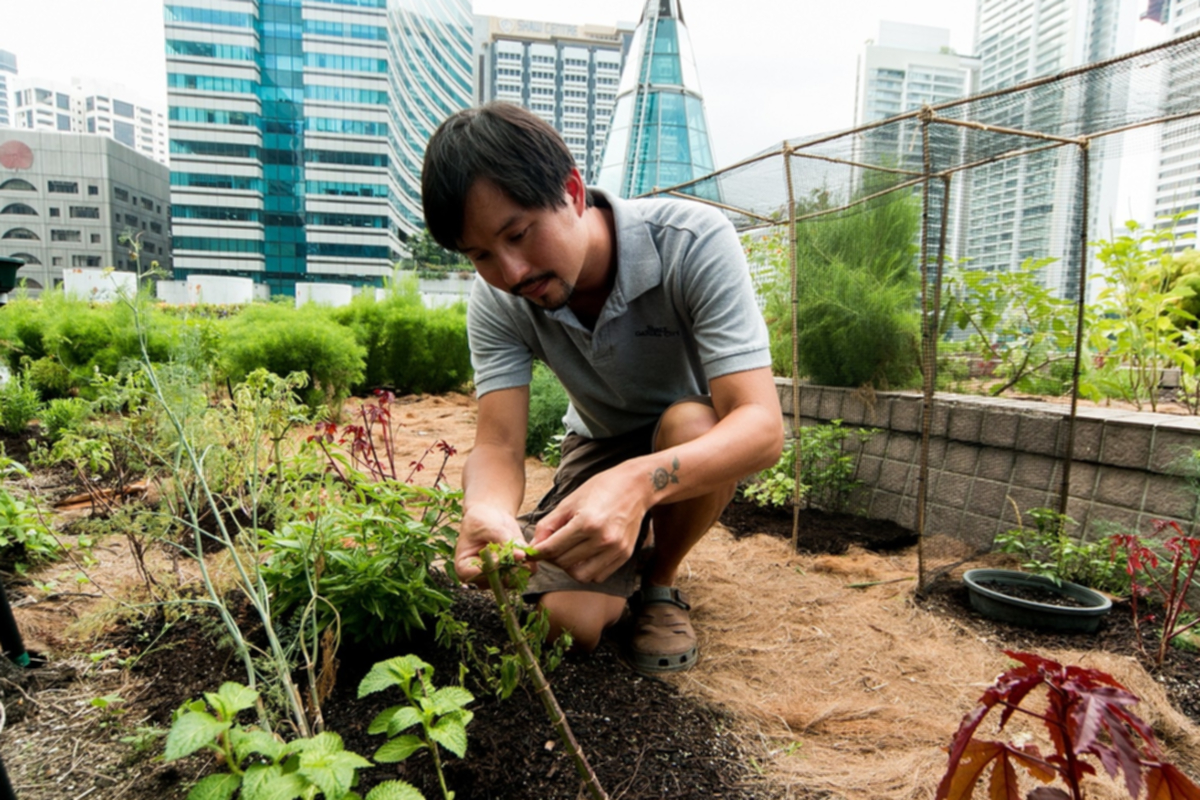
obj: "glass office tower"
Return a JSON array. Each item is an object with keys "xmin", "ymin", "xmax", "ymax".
[
  {"xmin": 165, "ymin": 0, "xmax": 472, "ymax": 294},
  {"xmin": 595, "ymin": 0, "xmax": 719, "ymax": 200}
]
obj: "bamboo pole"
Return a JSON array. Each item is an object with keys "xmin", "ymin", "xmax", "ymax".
[
  {"xmin": 915, "ymin": 109, "xmax": 935, "ymax": 592},
  {"xmin": 1059, "ymin": 142, "xmax": 1091, "ymax": 519},
  {"xmin": 784, "ymin": 143, "xmax": 802, "ymax": 551}
]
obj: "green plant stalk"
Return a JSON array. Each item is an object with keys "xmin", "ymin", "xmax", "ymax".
[
  {"xmin": 480, "ymin": 549, "xmax": 609, "ymax": 800},
  {"xmin": 118, "ymin": 257, "xmax": 310, "ymax": 738}
]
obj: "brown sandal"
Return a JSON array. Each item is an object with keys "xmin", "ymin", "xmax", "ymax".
[{"xmin": 628, "ymin": 586, "xmax": 697, "ymax": 673}]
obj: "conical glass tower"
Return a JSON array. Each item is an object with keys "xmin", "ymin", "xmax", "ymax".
[{"xmin": 595, "ymin": 0, "xmax": 719, "ymax": 200}]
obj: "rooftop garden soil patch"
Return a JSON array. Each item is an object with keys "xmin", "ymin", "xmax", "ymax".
[{"xmin": 719, "ymin": 498, "xmax": 918, "ymax": 554}]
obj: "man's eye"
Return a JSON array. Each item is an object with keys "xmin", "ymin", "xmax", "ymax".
[{"xmin": 510, "ymin": 227, "xmax": 528, "ymax": 242}]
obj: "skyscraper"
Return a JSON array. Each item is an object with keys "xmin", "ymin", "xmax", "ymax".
[
  {"xmin": 595, "ymin": 0, "xmax": 719, "ymax": 200},
  {"xmin": 966, "ymin": 0, "xmax": 1137, "ymax": 298},
  {"xmin": 1147, "ymin": 0, "xmax": 1200, "ymax": 249},
  {"xmin": 474, "ymin": 16, "xmax": 634, "ymax": 183},
  {"xmin": 164, "ymin": 0, "xmax": 472, "ymax": 294},
  {"xmin": 0, "ymin": 51, "xmax": 16, "ymax": 129}
]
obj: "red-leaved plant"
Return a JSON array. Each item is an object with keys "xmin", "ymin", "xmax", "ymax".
[
  {"xmin": 936, "ymin": 650, "xmax": 1200, "ymax": 800},
  {"xmin": 1110, "ymin": 520, "xmax": 1200, "ymax": 666}
]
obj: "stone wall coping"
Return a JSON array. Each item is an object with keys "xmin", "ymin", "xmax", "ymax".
[{"xmin": 776, "ymin": 378, "xmax": 1200, "ymax": 433}]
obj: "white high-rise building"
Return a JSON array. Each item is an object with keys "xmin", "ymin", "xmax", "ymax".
[
  {"xmin": 854, "ymin": 23, "xmax": 979, "ymax": 260},
  {"xmin": 0, "ymin": 50, "xmax": 15, "ymax": 129},
  {"xmin": 966, "ymin": 0, "xmax": 1138, "ymax": 298},
  {"xmin": 1146, "ymin": 0, "xmax": 1200, "ymax": 249},
  {"xmin": 474, "ymin": 16, "xmax": 634, "ymax": 183},
  {"xmin": 10, "ymin": 77, "xmax": 168, "ymax": 165}
]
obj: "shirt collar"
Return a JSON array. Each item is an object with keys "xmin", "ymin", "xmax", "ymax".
[{"xmin": 546, "ymin": 187, "xmax": 663, "ymax": 327}]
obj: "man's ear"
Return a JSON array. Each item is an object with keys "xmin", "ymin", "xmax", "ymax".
[{"xmin": 564, "ymin": 168, "xmax": 586, "ymax": 216}]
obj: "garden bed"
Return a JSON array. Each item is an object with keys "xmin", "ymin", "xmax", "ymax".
[{"xmin": 2, "ymin": 394, "xmax": 1198, "ymax": 800}]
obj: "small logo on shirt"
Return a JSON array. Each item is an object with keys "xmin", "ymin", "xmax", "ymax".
[{"xmin": 634, "ymin": 324, "xmax": 682, "ymax": 338}]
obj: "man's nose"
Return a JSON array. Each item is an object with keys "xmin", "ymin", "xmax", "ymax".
[{"xmin": 497, "ymin": 252, "xmax": 531, "ymax": 288}]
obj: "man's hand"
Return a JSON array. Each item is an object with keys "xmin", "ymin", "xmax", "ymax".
[
  {"xmin": 531, "ymin": 467, "xmax": 648, "ymax": 584},
  {"xmin": 455, "ymin": 504, "xmax": 533, "ymax": 585}
]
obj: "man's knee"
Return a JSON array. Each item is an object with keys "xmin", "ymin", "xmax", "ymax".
[
  {"xmin": 538, "ymin": 591, "xmax": 627, "ymax": 652},
  {"xmin": 655, "ymin": 399, "xmax": 718, "ymax": 451}
]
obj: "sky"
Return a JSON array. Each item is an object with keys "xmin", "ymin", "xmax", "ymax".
[{"xmin": 0, "ymin": 0, "xmax": 979, "ymax": 167}]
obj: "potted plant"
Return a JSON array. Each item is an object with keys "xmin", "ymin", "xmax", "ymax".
[{"xmin": 963, "ymin": 507, "xmax": 1117, "ymax": 633}]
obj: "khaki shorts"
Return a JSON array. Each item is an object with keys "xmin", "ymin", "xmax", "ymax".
[{"xmin": 519, "ymin": 396, "xmax": 712, "ymax": 600}]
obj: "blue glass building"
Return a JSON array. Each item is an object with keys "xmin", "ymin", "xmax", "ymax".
[
  {"xmin": 595, "ymin": 0, "xmax": 718, "ymax": 200},
  {"xmin": 164, "ymin": 0, "xmax": 472, "ymax": 294}
]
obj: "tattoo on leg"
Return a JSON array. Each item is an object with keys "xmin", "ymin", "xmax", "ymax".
[{"xmin": 652, "ymin": 457, "xmax": 681, "ymax": 491}]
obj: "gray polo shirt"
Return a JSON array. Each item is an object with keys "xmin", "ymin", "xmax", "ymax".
[{"xmin": 467, "ymin": 188, "xmax": 771, "ymax": 439}]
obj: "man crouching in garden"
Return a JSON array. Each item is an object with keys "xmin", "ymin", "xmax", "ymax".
[{"xmin": 421, "ymin": 102, "xmax": 783, "ymax": 673}]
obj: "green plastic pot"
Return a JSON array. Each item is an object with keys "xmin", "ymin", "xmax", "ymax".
[{"xmin": 963, "ymin": 568, "xmax": 1112, "ymax": 633}]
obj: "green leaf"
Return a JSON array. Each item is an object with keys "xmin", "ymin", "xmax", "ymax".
[
  {"xmin": 430, "ymin": 717, "xmax": 468, "ymax": 758},
  {"xmin": 186, "ymin": 773, "xmax": 242, "ymax": 800},
  {"xmin": 358, "ymin": 656, "xmax": 429, "ymax": 699},
  {"xmin": 298, "ymin": 747, "xmax": 371, "ymax": 800},
  {"xmin": 164, "ymin": 711, "xmax": 231, "ymax": 761},
  {"xmin": 368, "ymin": 705, "xmax": 404, "ymax": 736},
  {"xmin": 230, "ymin": 728, "xmax": 285, "ymax": 764},
  {"xmin": 386, "ymin": 707, "xmax": 423, "ymax": 737},
  {"xmin": 215, "ymin": 682, "xmax": 259, "ymax": 715},
  {"xmin": 365, "ymin": 780, "xmax": 426, "ymax": 800},
  {"xmin": 241, "ymin": 764, "xmax": 306, "ymax": 800},
  {"xmin": 373, "ymin": 735, "xmax": 425, "ymax": 763}
]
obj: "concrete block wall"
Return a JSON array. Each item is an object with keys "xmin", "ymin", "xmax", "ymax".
[{"xmin": 776, "ymin": 379, "xmax": 1200, "ymax": 551}]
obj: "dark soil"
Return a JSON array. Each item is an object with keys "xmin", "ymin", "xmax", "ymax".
[
  {"xmin": 974, "ymin": 579, "xmax": 1093, "ymax": 608},
  {"xmin": 919, "ymin": 577, "xmax": 1200, "ymax": 725},
  {"xmin": 105, "ymin": 586, "xmax": 777, "ymax": 800},
  {"xmin": 719, "ymin": 498, "xmax": 918, "ymax": 554}
]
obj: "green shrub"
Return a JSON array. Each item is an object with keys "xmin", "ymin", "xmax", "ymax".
[
  {"xmin": 24, "ymin": 357, "xmax": 73, "ymax": 400},
  {"xmin": 745, "ymin": 420, "xmax": 878, "ymax": 513},
  {"xmin": 40, "ymin": 397, "xmax": 92, "ymax": 443},
  {"xmin": 757, "ymin": 177, "xmax": 921, "ymax": 388},
  {"xmin": 0, "ymin": 295, "xmax": 51, "ymax": 370},
  {"xmin": 527, "ymin": 361, "xmax": 568, "ymax": 457},
  {"xmin": 996, "ymin": 507, "xmax": 1129, "ymax": 594},
  {"xmin": 330, "ymin": 287, "xmax": 422, "ymax": 393},
  {"xmin": 220, "ymin": 304, "xmax": 365, "ymax": 411},
  {"xmin": 0, "ymin": 371, "xmax": 42, "ymax": 435},
  {"xmin": 261, "ymin": 480, "xmax": 457, "ymax": 644},
  {"xmin": 380, "ymin": 305, "xmax": 472, "ymax": 395}
]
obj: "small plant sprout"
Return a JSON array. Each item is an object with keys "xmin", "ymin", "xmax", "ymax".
[
  {"xmin": 358, "ymin": 655, "xmax": 474, "ymax": 800},
  {"xmin": 936, "ymin": 650, "xmax": 1200, "ymax": 800}
]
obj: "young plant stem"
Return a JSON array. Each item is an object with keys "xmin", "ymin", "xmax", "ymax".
[{"xmin": 479, "ymin": 549, "xmax": 609, "ymax": 800}]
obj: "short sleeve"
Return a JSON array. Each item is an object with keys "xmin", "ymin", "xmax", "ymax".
[
  {"xmin": 466, "ymin": 281, "xmax": 535, "ymax": 397},
  {"xmin": 676, "ymin": 208, "xmax": 772, "ymax": 379}
]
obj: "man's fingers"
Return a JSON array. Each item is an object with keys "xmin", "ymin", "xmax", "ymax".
[{"xmin": 532, "ymin": 504, "xmax": 574, "ymax": 546}]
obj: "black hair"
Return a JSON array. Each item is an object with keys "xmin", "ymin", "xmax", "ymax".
[{"xmin": 421, "ymin": 102, "xmax": 580, "ymax": 251}]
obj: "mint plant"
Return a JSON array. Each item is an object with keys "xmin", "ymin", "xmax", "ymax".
[
  {"xmin": 1110, "ymin": 519, "xmax": 1200, "ymax": 666},
  {"xmin": 164, "ymin": 681, "xmax": 417, "ymax": 800},
  {"xmin": 936, "ymin": 650, "xmax": 1200, "ymax": 800},
  {"xmin": 358, "ymin": 655, "xmax": 474, "ymax": 800}
]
